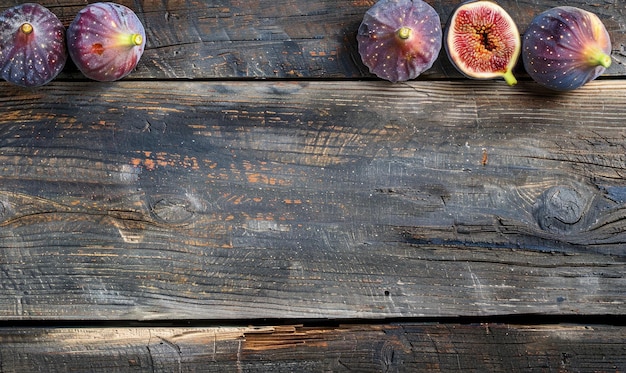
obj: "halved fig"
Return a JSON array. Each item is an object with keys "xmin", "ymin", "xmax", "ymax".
[
  {"xmin": 0, "ymin": 3, "xmax": 67, "ymax": 87},
  {"xmin": 67, "ymin": 2, "xmax": 146, "ymax": 81},
  {"xmin": 522, "ymin": 6, "xmax": 611, "ymax": 91},
  {"xmin": 357, "ymin": 0, "xmax": 442, "ymax": 83},
  {"xmin": 445, "ymin": 0, "xmax": 520, "ymax": 85}
]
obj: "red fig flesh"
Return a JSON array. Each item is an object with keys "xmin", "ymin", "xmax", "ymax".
[
  {"xmin": 522, "ymin": 6, "xmax": 611, "ymax": 91},
  {"xmin": 445, "ymin": 0, "xmax": 520, "ymax": 86},
  {"xmin": 357, "ymin": 0, "xmax": 442, "ymax": 83},
  {"xmin": 0, "ymin": 3, "xmax": 67, "ymax": 87},
  {"xmin": 67, "ymin": 2, "xmax": 146, "ymax": 81}
]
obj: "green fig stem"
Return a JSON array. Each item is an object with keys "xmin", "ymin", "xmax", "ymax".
[
  {"xmin": 130, "ymin": 34, "xmax": 143, "ymax": 46},
  {"xmin": 396, "ymin": 27, "xmax": 411, "ymax": 40},
  {"xmin": 20, "ymin": 23, "xmax": 33, "ymax": 35},
  {"xmin": 585, "ymin": 48, "xmax": 611, "ymax": 69},
  {"xmin": 502, "ymin": 69, "xmax": 517, "ymax": 86},
  {"xmin": 595, "ymin": 53, "xmax": 612, "ymax": 69}
]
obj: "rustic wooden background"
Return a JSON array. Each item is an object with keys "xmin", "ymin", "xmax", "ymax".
[{"xmin": 0, "ymin": 0, "xmax": 624, "ymax": 371}]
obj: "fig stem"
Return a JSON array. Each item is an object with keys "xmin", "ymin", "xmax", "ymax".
[
  {"xmin": 585, "ymin": 48, "xmax": 611, "ymax": 69},
  {"xmin": 502, "ymin": 69, "xmax": 517, "ymax": 86},
  {"xmin": 130, "ymin": 34, "xmax": 143, "ymax": 46},
  {"xmin": 396, "ymin": 27, "xmax": 411, "ymax": 40},
  {"xmin": 595, "ymin": 53, "xmax": 612, "ymax": 69},
  {"xmin": 20, "ymin": 23, "xmax": 33, "ymax": 35}
]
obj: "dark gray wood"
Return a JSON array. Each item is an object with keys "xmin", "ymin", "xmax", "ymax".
[
  {"xmin": 0, "ymin": 324, "xmax": 623, "ymax": 372},
  {"xmin": 1, "ymin": 0, "xmax": 624, "ymax": 368},
  {"xmin": 1, "ymin": 0, "xmax": 625, "ymax": 79},
  {"xmin": 0, "ymin": 80, "xmax": 623, "ymax": 320}
]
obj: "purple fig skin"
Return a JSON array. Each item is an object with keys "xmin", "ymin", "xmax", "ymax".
[
  {"xmin": 357, "ymin": 0, "xmax": 442, "ymax": 83},
  {"xmin": 67, "ymin": 2, "xmax": 146, "ymax": 82},
  {"xmin": 522, "ymin": 6, "xmax": 612, "ymax": 91},
  {"xmin": 0, "ymin": 3, "xmax": 67, "ymax": 87}
]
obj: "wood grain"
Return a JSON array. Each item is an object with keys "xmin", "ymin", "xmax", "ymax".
[
  {"xmin": 0, "ymin": 80, "xmax": 623, "ymax": 320},
  {"xmin": 1, "ymin": 0, "xmax": 624, "ymax": 79},
  {"xmin": 1, "ymin": 0, "xmax": 624, "ymax": 369},
  {"xmin": 0, "ymin": 323, "xmax": 623, "ymax": 372}
]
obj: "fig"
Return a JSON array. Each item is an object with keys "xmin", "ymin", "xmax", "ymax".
[
  {"xmin": 356, "ymin": 0, "xmax": 442, "ymax": 83},
  {"xmin": 522, "ymin": 6, "xmax": 611, "ymax": 91},
  {"xmin": 445, "ymin": 0, "xmax": 520, "ymax": 86},
  {"xmin": 67, "ymin": 2, "xmax": 146, "ymax": 81},
  {"xmin": 0, "ymin": 3, "xmax": 67, "ymax": 87}
]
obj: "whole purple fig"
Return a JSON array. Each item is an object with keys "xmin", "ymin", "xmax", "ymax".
[
  {"xmin": 67, "ymin": 2, "xmax": 146, "ymax": 81},
  {"xmin": 0, "ymin": 3, "xmax": 67, "ymax": 87},
  {"xmin": 522, "ymin": 6, "xmax": 612, "ymax": 91},
  {"xmin": 357, "ymin": 0, "xmax": 442, "ymax": 83}
]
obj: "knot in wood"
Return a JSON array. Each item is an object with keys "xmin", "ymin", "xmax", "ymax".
[
  {"xmin": 533, "ymin": 186, "xmax": 588, "ymax": 233},
  {"xmin": 150, "ymin": 196, "xmax": 196, "ymax": 224},
  {"xmin": 0, "ymin": 197, "xmax": 12, "ymax": 220}
]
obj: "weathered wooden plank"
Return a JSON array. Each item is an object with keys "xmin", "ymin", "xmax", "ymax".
[
  {"xmin": 0, "ymin": 79, "xmax": 624, "ymax": 320},
  {"xmin": 1, "ymin": 0, "xmax": 625, "ymax": 79},
  {"xmin": 0, "ymin": 323, "xmax": 623, "ymax": 372}
]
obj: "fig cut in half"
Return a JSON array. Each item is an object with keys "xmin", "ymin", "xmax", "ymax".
[
  {"xmin": 0, "ymin": 3, "xmax": 67, "ymax": 87},
  {"xmin": 357, "ymin": 0, "xmax": 442, "ymax": 83},
  {"xmin": 445, "ymin": 0, "xmax": 520, "ymax": 85},
  {"xmin": 522, "ymin": 6, "xmax": 611, "ymax": 91}
]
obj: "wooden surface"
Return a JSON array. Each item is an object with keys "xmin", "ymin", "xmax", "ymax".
[
  {"xmin": 0, "ymin": 0, "xmax": 624, "ymax": 371},
  {"xmin": 0, "ymin": 323, "xmax": 624, "ymax": 372}
]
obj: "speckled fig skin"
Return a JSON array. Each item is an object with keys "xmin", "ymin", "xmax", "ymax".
[
  {"xmin": 522, "ymin": 6, "xmax": 612, "ymax": 91},
  {"xmin": 445, "ymin": 0, "xmax": 520, "ymax": 86},
  {"xmin": 357, "ymin": 0, "xmax": 442, "ymax": 83},
  {"xmin": 0, "ymin": 3, "xmax": 67, "ymax": 87},
  {"xmin": 67, "ymin": 2, "xmax": 146, "ymax": 82}
]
